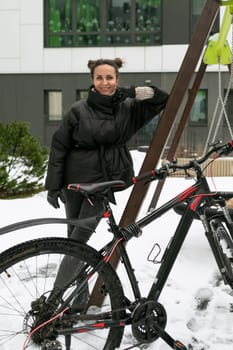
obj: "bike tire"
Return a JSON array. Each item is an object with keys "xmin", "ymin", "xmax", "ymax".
[
  {"xmin": 0, "ymin": 237, "xmax": 125, "ymax": 350},
  {"xmin": 210, "ymin": 219, "xmax": 233, "ymax": 287}
]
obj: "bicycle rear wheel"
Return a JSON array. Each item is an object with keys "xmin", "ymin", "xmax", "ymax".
[{"xmin": 0, "ymin": 237, "xmax": 125, "ymax": 350}]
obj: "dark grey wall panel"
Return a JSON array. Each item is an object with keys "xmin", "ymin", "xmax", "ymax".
[
  {"xmin": 0, "ymin": 71, "xmax": 230, "ymax": 153},
  {"xmin": 163, "ymin": 0, "xmax": 190, "ymax": 44}
]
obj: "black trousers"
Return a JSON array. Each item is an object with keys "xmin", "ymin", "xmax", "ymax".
[
  {"xmin": 63, "ymin": 188, "xmax": 104, "ymax": 240},
  {"xmin": 53, "ymin": 188, "xmax": 104, "ymax": 292}
]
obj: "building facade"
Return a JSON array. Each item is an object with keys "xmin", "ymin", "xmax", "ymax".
[{"xmin": 0, "ymin": 0, "xmax": 232, "ymax": 157}]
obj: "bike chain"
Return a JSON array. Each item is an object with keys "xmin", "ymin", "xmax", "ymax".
[
  {"xmin": 123, "ymin": 343, "xmax": 149, "ymax": 349},
  {"xmin": 31, "ymin": 301, "xmax": 187, "ymax": 350}
]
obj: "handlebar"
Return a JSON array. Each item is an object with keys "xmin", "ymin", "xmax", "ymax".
[
  {"xmin": 132, "ymin": 140, "xmax": 233, "ymax": 184},
  {"xmin": 67, "ymin": 141, "xmax": 233, "ymax": 194}
]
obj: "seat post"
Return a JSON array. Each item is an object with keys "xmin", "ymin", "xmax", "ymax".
[{"xmin": 101, "ymin": 196, "xmax": 120, "ymax": 237}]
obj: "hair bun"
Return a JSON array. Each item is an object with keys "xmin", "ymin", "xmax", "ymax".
[
  {"xmin": 87, "ymin": 60, "xmax": 96, "ymax": 70},
  {"xmin": 114, "ymin": 58, "xmax": 124, "ymax": 68},
  {"xmin": 87, "ymin": 58, "xmax": 124, "ymax": 77}
]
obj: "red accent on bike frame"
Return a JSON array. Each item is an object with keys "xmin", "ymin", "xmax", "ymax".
[
  {"xmin": 189, "ymin": 195, "xmax": 203, "ymax": 211},
  {"xmin": 132, "ymin": 177, "xmax": 137, "ymax": 184},
  {"xmin": 77, "ymin": 328, "xmax": 88, "ymax": 333},
  {"xmin": 103, "ymin": 238, "xmax": 124, "ymax": 262},
  {"xmin": 177, "ymin": 186, "xmax": 197, "ymax": 202},
  {"xmin": 103, "ymin": 211, "xmax": 111, "ymax": 218},
  {"xmin": 91, "ymin": 321, "xmax": 125, "ymax": 328},
  {"xmin": 93, "ymin": 322, "xmax": 105, "ymax": 328},
  {"xmin": 76, "ymin": 321, "xmax": 126, "ymax": 333},
  {"xmin": 67, "ymin": 183, "xmax": 80, "ymax": 190}
]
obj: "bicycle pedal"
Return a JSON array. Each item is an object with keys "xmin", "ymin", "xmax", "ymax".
[
  {"xmin": 174, "ymin": 340, "xmax": 187, "ymax": 350},
  {"xmin": 41, "ymin": 339, "xmax": 62, "ymax": 350}
]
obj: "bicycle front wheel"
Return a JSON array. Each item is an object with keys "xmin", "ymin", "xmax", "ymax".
[
  {"xmin": 0, "ymin": 237, "xmax": 125, "ymax": 350},
  {"xmin": 210, "ymin": 218, "xmax": 233, "ymax": 287}
]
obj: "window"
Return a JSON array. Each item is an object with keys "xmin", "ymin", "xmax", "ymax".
[
  {"xmin": 224, "ymin": 89, "xmax": 233, "ymax": 126},
  {"xmin": 45, "ymin": 91, "xmax": 63, "ymax": 121},
  {"xmin": 128, "ymin": 115, "xmax": 160, "ymax": 149},
  {"xmin": 191, "ymin": 0, "xmax": 205, "ymax": 34},
  {"xmin": 76, "ymin": 90, "xmax": 88, "ymax": 100},
  {"xmin": 45, "ymin": 0, "xmax": 162, "ymax": 47},
  {"xmin": 189, "ymin": 90, "xmax": 207, "ymax": 125},
  {"xmin": 191, "ymin": 0, "xmax": 219, "ymax": 36}
]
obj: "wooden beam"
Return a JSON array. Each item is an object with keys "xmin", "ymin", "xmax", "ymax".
[
  {"xmin": 148, "ymin": 61, "xmax": 207, "ymax": 210},
  {"xmin": 90, "ymin": 0, "xmax": 220, "ymax": 306},
  {"xmin": 117, "ymin": 0, "xmax": 219, "ymax": 225}
]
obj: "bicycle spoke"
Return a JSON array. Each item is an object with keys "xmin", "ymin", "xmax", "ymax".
[{"xmin": 0, "ymin": 238, "xmax": 125, "ymax": 349}]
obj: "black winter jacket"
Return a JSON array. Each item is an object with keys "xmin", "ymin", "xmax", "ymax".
[{"xmin": 45, "ymin": 86, "xmax": 169, "ymax": 192}]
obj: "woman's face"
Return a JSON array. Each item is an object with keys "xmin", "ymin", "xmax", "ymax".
[{"xmin": 93, "ymin": 64, "xmax": 119, "ymax": 95}]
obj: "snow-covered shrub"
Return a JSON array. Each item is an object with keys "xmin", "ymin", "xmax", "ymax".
[{"xmin": 0, "ymin": 121, "xmax": 48, "ymax": 198}]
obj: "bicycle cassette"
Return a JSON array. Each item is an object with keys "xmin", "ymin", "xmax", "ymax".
[
  {"xmin": 41, "ymin": 339, "xmax": 62, "ymax": 350},
  {"xmin": 131, "ymin": 300, "xmax": 167, "ymax": 343}
]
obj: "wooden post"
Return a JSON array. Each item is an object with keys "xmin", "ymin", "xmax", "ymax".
[
  {"xmin": 90, "ymin": 0, "xmax": 220, "ymax": 306},
  {"xmin": 148, "ymin": 61, "xmax": 207, "ymax": 210}
]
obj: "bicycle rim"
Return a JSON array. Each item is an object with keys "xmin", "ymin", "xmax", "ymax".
[
  {"xmin": 210, "ymin": 219, "xmax": 233, "ymax": 286},
  {"xmin": 0, "ymin": 237, "xmax": 125, "ymax": 350}
]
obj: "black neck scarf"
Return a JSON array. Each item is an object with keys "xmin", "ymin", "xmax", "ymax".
[{"xmin": 87, "ymin": 86, "xmax": 124, "ymax": 115}]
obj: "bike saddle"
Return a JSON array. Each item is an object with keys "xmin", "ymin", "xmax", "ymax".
[{"xmin": 68, "ymin": 180, "xmax": 126, "ymax": 195}]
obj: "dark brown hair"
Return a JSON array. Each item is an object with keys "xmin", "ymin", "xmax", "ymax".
[{"xmin": 87, "ymin": 58, "xmax": 124, "ymax": 78}]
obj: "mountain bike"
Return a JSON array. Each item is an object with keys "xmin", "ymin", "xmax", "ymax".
[{"xmin": 0, "ymin": 140, "xmax": 233, "ymax": 350}]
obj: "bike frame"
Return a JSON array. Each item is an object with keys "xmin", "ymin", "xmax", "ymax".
[
  {"xmin": 1, "ymin": 166, "xmax": 233, "ymax": 305},
  {"xmin": 1, "ymin": 141, "xmax": 233, "ymax": 350},
  {"xmin": 104, "ymin": 172, "xmax": 233, "ymax": 304}
]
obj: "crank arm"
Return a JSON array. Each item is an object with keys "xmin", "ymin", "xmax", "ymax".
[{"xmin": 151, "ymin": 322, "xmax": 187, "ymax": 350}]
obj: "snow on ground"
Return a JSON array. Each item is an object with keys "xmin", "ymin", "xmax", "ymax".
[{"xmin": 0, "ymin": 151, "xmax": 233, "ymax": 349}]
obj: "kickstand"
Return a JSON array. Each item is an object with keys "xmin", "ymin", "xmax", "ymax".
[{"xmin": 65, "ymin": 335, "xmax": 71, "ymax": 350}]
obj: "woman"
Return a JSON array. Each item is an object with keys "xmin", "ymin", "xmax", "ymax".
[
  {"xmin": 45, "ymin": 58, "xmax": 168, "ymax": 305},
  {"xmin": 45, "ymin": 57, "xmax": 169, "ymax": 242}
]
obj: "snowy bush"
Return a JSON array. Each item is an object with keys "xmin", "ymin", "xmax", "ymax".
[{"xmin": 0, "ymin": 121, "xmax": 48, "ymax": 198}]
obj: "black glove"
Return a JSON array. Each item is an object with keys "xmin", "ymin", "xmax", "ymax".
[
  {"xmin": 47, "ymin": 190, "xmax": 66, "ymax": 209},
  {"xmin": 112, "ymin": 86, "xmax": 136, "ymax": 104}
]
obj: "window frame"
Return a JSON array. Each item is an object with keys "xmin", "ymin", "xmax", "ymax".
[
  {"xmin": 44, "ymin": 90, "xmax": 63, "ymax": 122},
  {"xmin": 188, "ymin": 89, "xmax": 208, "ymax": 126},
  {"xmin": 76, "ymin": 89, "xmax": 88, "ymax": 100},
  {"xmin": 44, "ymin": 0, "xmax": 162, "ymax": 48},
  {"xmin": 223, "ymin": 88, "xmax": 233, "ymax": 126},
  {"xmin": 190, "ymin": 0, "xmax": 219, "ymax": 36}
]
